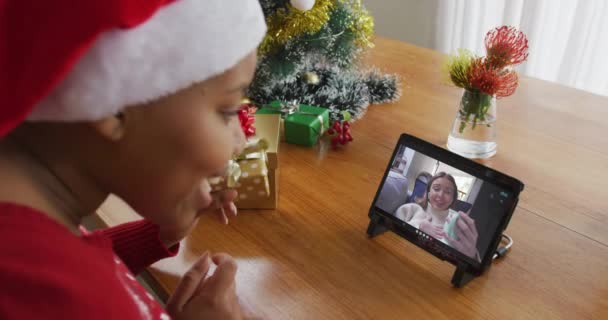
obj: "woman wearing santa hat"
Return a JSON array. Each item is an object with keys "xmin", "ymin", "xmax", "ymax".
[{"xmin": 0, "ymin": 0, "xmax": 267, "ymax": 319}]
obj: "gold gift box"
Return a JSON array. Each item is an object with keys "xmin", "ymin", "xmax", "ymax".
[
  {"xmin": 210, "ymin": 114, "xmax": 280, "ymax": 209},
  {"xmin": 236, "ymin": 114, "xmax": 280, "ymax": 209}
]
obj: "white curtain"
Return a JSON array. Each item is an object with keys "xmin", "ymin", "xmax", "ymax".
[{"xmin": 433, "ymin": 0, "xmax": 608, "ymax": 97}]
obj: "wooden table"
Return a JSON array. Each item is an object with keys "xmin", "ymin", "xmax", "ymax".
[{"xmin": 99, "ymin": 37, "xmax": 608, "ymax": 319}]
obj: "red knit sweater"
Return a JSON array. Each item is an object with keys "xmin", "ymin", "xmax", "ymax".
[{"xmin": 0, "ymin": 202, "xmax": 178, "ymax": 319}]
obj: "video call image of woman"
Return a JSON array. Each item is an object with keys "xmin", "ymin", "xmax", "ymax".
[{"xmin": 394, "ymin": 172, "xmax": 480, "ymax": 261}]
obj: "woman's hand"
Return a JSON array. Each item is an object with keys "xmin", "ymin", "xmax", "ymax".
[
  {"xmin": 167, "ymin": 252, "xmax": 256, "ymax": 320},
  {"xmin": 446, "ymin": 212, "xmax": 479, "ymax": 259},
  {"xmin": 419, "ymin": 220, "xmax": 446, "ymax": 239},
  {"xmin": 210, "ymin": 189, "xmax": 239, "ymax": 225}
]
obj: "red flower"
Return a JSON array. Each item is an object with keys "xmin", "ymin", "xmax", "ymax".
[
  {"xmin": 469, "ymin": 58, "xmax": 519, "ymax": 97},
  {"xmin": 485, "ymin": 26, "xmax": 529, "ymax": 69},
  {"xmin": 495, "ymin": 70, "xmax": 518, "ymax": 98}
]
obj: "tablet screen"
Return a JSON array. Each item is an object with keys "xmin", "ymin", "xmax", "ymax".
[{"xmin": 374, "ymin": 144, "xmax": 516, "ymax": 266}]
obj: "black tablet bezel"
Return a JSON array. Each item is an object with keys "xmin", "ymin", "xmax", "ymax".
[{"xmin": 369, "ymin": 133, "xmax": 524, "ymax": 275}]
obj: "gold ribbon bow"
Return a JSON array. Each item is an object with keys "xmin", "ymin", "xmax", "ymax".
[
  {"xmin": 223, "ymin": 160, "xmax": 242, "ymax": 188},
  {"xmin": 220, "ymin": 139, "xmax": 269, "ymax": 189},
  {"xmin": 208, "ymin": 159, "xmax": 242, "ymax": 189},
  {"xmin": 236, "ymin": 138, "xmax": 269, "ymax": 161}
]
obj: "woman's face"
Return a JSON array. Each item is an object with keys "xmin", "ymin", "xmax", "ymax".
[
  {"xmin": 428, "ymin": 177, "xmax": 455, "ymax": 211},
  {"xmin": 99, "ymin": 52, "xmax": 256, "ymax": 230}
]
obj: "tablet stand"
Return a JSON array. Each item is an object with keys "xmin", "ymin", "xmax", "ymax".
[
  {"xmin": 451, "ymin": 261, "xmax": 477, "ymax": 288},
  {"xmin": 367, "ymin": 212, "xmax": 480, "ymax": 288},
  {"xmin": 366, "ymin": 213, "xmax": 389, "ymax": 237}
]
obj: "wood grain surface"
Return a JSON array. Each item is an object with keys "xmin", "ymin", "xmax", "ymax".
[{"xmin": 98, "ymin": 37, "xmax": 608, "ymax": 320}]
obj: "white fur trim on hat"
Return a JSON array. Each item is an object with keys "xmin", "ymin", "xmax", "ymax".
[{"xmin": 28, "ymin": 0, "xmax": 267, "ymax": 122}]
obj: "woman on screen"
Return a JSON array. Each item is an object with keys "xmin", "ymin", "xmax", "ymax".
[{"xmin": 395, "ymin": 172, "xmax": 480, "ymax": 260}]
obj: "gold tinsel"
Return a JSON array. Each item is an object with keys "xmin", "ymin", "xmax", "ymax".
[
  {"xmin": 347, "ymin": 1, "xmax": 375, "ymax": 49},
  {"xmin": 259, "ymin": 0, "xmax": 376, "ymax": 55},
  {"xmin": 259, "ymin": 0, "xmax": 335, "ymax": 55}
]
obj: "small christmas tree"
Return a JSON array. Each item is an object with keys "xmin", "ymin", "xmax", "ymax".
[{"xmin": 248, "ymin": 0, "xmax": 400, "ymax": 122}]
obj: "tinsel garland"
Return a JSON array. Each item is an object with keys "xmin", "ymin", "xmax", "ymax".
[
  {"xmin": 346, "ymin": 0, "xmax": 374, "ymax": 49},
  {"xmin": 260, "ymin": 0, "xmax": 374, "ymax": 56},
  {"xmin": 259, "ymin": 0, "xmax": 334, "ymax": 55},
  {"xmin": 247, "ymin": 61, "xmax": 401, "ymax": 122}
]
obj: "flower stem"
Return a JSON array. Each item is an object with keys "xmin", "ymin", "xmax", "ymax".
[{"xmin": 458, "ymin": 90, "xmax": 493, "ymax": 133}]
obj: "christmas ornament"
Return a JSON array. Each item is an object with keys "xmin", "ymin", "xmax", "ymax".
[
  {"xmin": 304, "ymin": 71, "xmax": 320, "ymax": 85},
  {"xmin": 328, "ymin": 120, "xmax": 353, "ymax": 149},
  {"xmin": 290, "ymin": 0, "xmax": 316, "ymax": 11}
]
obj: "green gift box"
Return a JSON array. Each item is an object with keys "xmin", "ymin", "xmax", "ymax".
[{"xmin": 256, "ymin": 100, "xmax": 330, "ymax": 146}]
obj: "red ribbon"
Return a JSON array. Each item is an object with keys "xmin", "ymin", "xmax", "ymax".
[{"xmin": 239, "ymin": 103, "xmax": 256, "ymax": 138}]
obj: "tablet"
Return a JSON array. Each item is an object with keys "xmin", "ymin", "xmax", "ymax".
[{"xmin": 369, "ymin": 134, "xmax": 523, "ymax": 275}]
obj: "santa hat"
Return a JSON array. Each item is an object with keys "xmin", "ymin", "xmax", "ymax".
[{"xmin": 0, "ymin": 0, "xmax": 267, "ymax": 137}]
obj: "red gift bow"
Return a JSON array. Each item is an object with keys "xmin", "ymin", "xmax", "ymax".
[
  {"xmin": 238, "ymin": 103, "xmax": 256, "ymax": 138},
  {"xmin": 328, "ymin": 120, "xmax": 353, "ymax": 149}
]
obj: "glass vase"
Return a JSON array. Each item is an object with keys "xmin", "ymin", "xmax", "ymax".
[{"xmin": 447, "ymin": 89, "xmax": 497, "ymax": 159}]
